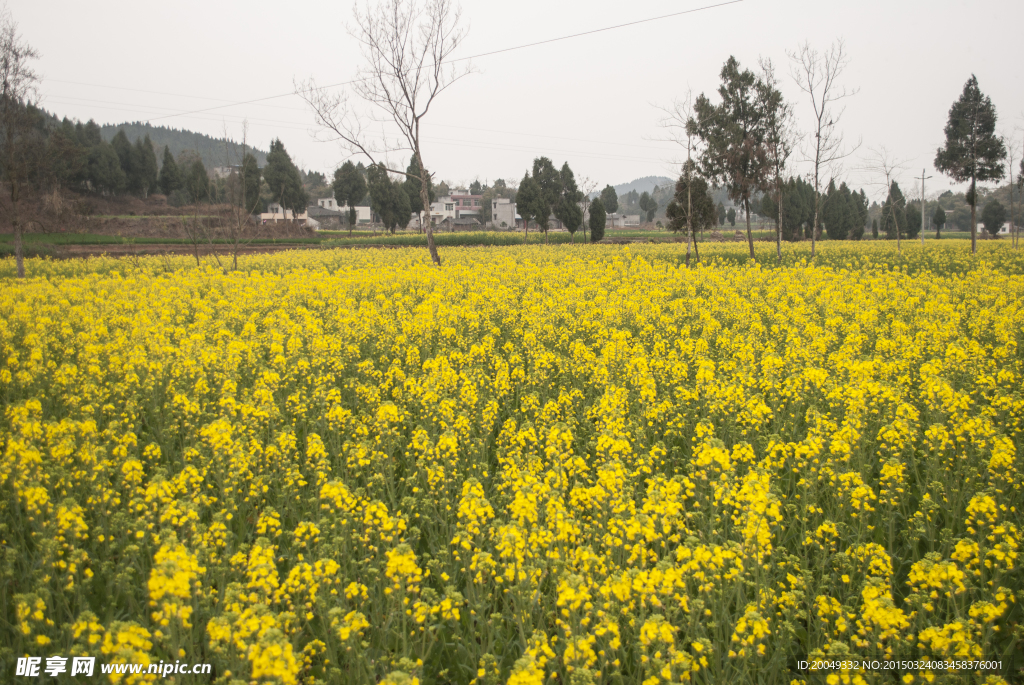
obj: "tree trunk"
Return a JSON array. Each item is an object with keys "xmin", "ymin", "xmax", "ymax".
[
  {"xmin": 776, "ymin": 180, "xmax": 783, "ymax": 264},
  {"xmin": 14, "ymin": 223, "xmax": 24, "ymax": 278},
  {"xmin": 970, "ymin": 177, "xmax": 977, "ymax": 255},
  {"xmin": 896, "ymin": 195, "xmax": 901, "ymax": 254},
  {"xmin": 1009, "ymin": 162, "xmax": 1015, "ymax": 250},
  {"xmin": 11, "ymin": 182, "xmax": 24, "ymax": 278},
  {"xmin": 744, "ymin": 198, "xmax": 754, "ymax": 260},
  {"xmin": 416, "ymin": 152, "xmax": 441, "ymax": 266}
]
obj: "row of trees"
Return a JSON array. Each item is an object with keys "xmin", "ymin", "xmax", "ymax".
[
  {"xmin": 331, "ymin": 157, "xmax": 437, "ymax": 235},
  {"xmin": 516, "ymin": 157, "xmax": 584, "ymax": 241}
]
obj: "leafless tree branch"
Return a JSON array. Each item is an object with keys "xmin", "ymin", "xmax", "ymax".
[
  {"xmin": 296, "ymin": 0, "xmax": 473, "ymax": 265},
  {"xmin": 788, "ymin": 38, "xmax": 860, "ymax": 256}
]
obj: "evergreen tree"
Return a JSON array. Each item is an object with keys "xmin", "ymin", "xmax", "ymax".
[
  {"xmin": 46, "ymin": 123, "xmax": 87, "ymax": 189},
  {"xmin": 133, "ymin": 136, "xmax": 158, "ymax": 197},
  {"xmin": 935, "ymin": 75, "xmax": 1007, "ymax": 253},
  {"xmin": 638, "ymin": 191, "xmax": 657, "ymax": 223},
  {"xmin": 933, "ymin": 206, "xmax": 946, "ymax": 239},
  {"xmin": 554, "ymin": 162, "xmax": 584, "ymax": 241},
  {"xmin": 846, "ymin": 186, "xmax": 865, "ymax": 240},
  {"xmin": 823, "ymin": 181, "xmax": 855, "ymax": 240},
  {"xmin": 666, "ymin": 166, "xmax": 716, "ymax": 254},
  {"xmin": 589, "ymin": 198, "xmax": 606, "ymax": 242},
  {"xmin": 872, "ymin": 219, "xmax": 878, "ymax": 239},
  {"xmin": 333, "ymin": 161, "xmax": 368, "ymax": 234},
  {"xmin": 403, "ymin": 155, "xmax": 435, "ymax": 225},
  {"xmin": 717, "ymin": 202, "xmax": 726, "ymax": 226},
  {"xmin": 264, "ymin": 138, "xmax": 308, "ymax": 213},
  {"xmin": 111, "ymin": 129, "xmax": 132, "ymax": 180},
  {"xmin": 905, "ymin": 201, "xmax": 922, "ymax": 238},
  {"xmin": 241, "ymin": 153, "xmax": 262, "ymax": 214},
  {"xmin": 600, "ymin": 185, "xmax": 618, "ymax": 214},
  {"xmin": 392, "ymin": 181, "xmax": 412, "ymax": 232},
  {"xmin": 881, "ymin": 181, "xmax": 906, "ymax": 239},
  {"xmin": 726, "ymin": 207, "xmax": 736, "ymax": 226},
  {"xmin": 694, "ymin": 55, "xmax": 772, "ymax": 258},
  {"xmin": 469, "ymin": 179, "xmax": 483, "ymax": 195},
  {"xmin": 87, "ymin": 141, "xmax": 126, "ymax": 194},
  {"xmin": 531, "ymin": 157, "xmax": 560, "ymax": 237},
  {"xmin": 856, "ymin": 189, "xmax": 869, "ymax": 236},
  {"xmin": 981, "ymin": 200, "xmax": 1006, "ymax": 236},
  {"xmin": 80, "ymin": 119, "xmax": 102, "ymax": 146},
  {"xmin": 159, "ymin": 146, "xmax": 182, "ymax": 195},
  {"xmin": 516, "ymin": 172, "xmax": 541, "ymax": 238},
  {"xmin": 367, "ymin": 164, "xmax": 395, "ymax": 230},
  {"xmin": 184, "ymin": 158, "xmax": 210, "ymax": 204}
]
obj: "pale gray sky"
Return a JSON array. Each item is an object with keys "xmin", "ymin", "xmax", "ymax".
[{"xmin": 13, "ymin": 0, "xmax": 1024, "ymax": 200}]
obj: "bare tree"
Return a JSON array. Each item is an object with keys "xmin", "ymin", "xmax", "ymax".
[
  {"xmin": 652, "ymin": 89, "xmax": 704, "ymax": 266},
  {"xmin": 789, "ymin": 39, "xmax": 859, "ymax": 258},
  {"xmin": 0, "ymin": 5, "xmax": 40, "ymax": 279},
  {"xmin": 758, "ymin": 58, "xmax": 799, "ymax": 264},
  {"xmin": 222, "ymin": 122, "xmax": 264, "ymax": 270},
  {"xmin": 577, "ymin": 175, "xmax": 597, "ymax": 242},
  {"xmin": 1006, "ymin": 131, "xmax": 1020, "ymax": 250},
  {"xmin": 863, "ymin": 146, "xmax": 908, "ymax": 253},
  {"xmin": 297, "ymin": 0, "xmax": 471, "ymax": 266}
]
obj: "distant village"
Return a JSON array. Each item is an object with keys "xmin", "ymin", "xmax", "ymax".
[{"xmin": 260, "ymin": 188, "xmax": 641, "ymax": 231}]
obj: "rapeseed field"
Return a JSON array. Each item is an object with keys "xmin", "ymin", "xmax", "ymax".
[{"xmin": 1, "ymin": 242, "xmax": 1021, "ymax": 685}]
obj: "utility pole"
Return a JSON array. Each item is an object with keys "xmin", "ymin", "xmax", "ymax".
[
  {"xmin": 1011, "ymin": 151, "xmax": 1016, "ymax": 250},
  {"xmin": 917, "ymin": 169, "xmax": 932, "ymax": 246}
]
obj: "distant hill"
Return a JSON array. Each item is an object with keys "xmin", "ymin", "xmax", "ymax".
[
  {"xmin": 100, "ymin": 122, "xmax": 269, "ymax": 170},
  {"xmin": 614, "ymin": 176, "xmax": 675, "ymax": 198},
  {"xmin": 590, "ymin": 175, "xmax": 675, "ymax": 199}
]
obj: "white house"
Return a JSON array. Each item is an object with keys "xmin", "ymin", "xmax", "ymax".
[
  {"xmin": 430, "ymin": 195, "xmax": 457, "ymax": 223},
  {"xmin": 490, "ymin": 198, "xmax": 518, "ymax": 228},
  {"xmin": 260, "ymin": 202, "xmax": 308, "ymax": 224},
  {"xmin": 606, "ymin": 213, "xmax": 641, "ymax": 228}
]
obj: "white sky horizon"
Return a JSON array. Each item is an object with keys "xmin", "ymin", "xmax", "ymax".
[{"xmin": 11, "ymin": 0, "xmax": 1024, "ymax": 202}]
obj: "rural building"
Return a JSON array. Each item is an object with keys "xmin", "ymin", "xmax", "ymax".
[
  {"xmin": 261, "ymin": 202, "xmax": 308, "ymax": 224},
  {"xmin": 606, "ymin": 213, "xmax": 641, "ymax": 228},
  {"xmin": 490, "ymin": 198, "xmax": 518, "ymax": 228},
  {"xmin": 431, "ymin": 189, "xmax": 483, "ymax": 224},
  {"xmin": 305, "ymin": 204, "xmax": 346, "ymax": 230}
]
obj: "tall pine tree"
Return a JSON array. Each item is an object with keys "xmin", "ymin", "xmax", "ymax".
[
  {"xmin": 159, "ymin": 145, "xmax": 181, "ymax": 195},
  {"xmin": 935, "ymin": 75, "xmax": 1006, "ymax": 254}
]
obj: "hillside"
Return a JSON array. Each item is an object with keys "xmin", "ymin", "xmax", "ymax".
[
  {"xmin": 100, "ymin": 122, "xmax": 269, "ymax": 170},
  {"xmin": 613, "ymin": 175, "xmax": 674, "ymax": 198}
]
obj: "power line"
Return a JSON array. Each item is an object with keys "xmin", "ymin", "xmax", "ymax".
[
  {"xmin": 41, "ymin": 97, "xmax": 677, "ymax": 165},
  {"xmin": 144, "ymin": 0, "xmax": 743, "ymax": 123},
  {"xmin": 44, "ymin": 79, "xmax": 308, "ymax": 112},
  {"xmin": 42, "ymin": 94, "xmax": 681, "ymax": 153}
]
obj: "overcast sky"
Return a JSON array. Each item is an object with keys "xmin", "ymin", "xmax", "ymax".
[{"xmin": 12, "ymin": 0, "xmax": 1024, "ymax": 200}]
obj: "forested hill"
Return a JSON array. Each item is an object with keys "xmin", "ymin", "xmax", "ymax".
[
  {"xmin": 99, "ymin": 122, "xmax": 269, "ymax": 170},
  {"xmin": 613, "ymin": 176, "xmax": 674, "ymax": 198}
]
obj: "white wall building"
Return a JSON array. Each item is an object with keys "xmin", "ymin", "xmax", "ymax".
[
  {"xmin": 606, "ymin": 213, "xmax": 641, "ymax": 228},
  {"xmin": 490, "ymin": 198, "xmax": 517, "ymax": 228},
  {"xmin": 430, "ymin": 195, "xmax": 457, "ymax": 223},
  {"xmin": 260, "ymin": 202, "xmax": 308, "ymax": 223}
]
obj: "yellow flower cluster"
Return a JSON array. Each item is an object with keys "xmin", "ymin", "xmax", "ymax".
[{"xmin": 1, "ymin": 242, "xmax": 1022, "ymax": 684}]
